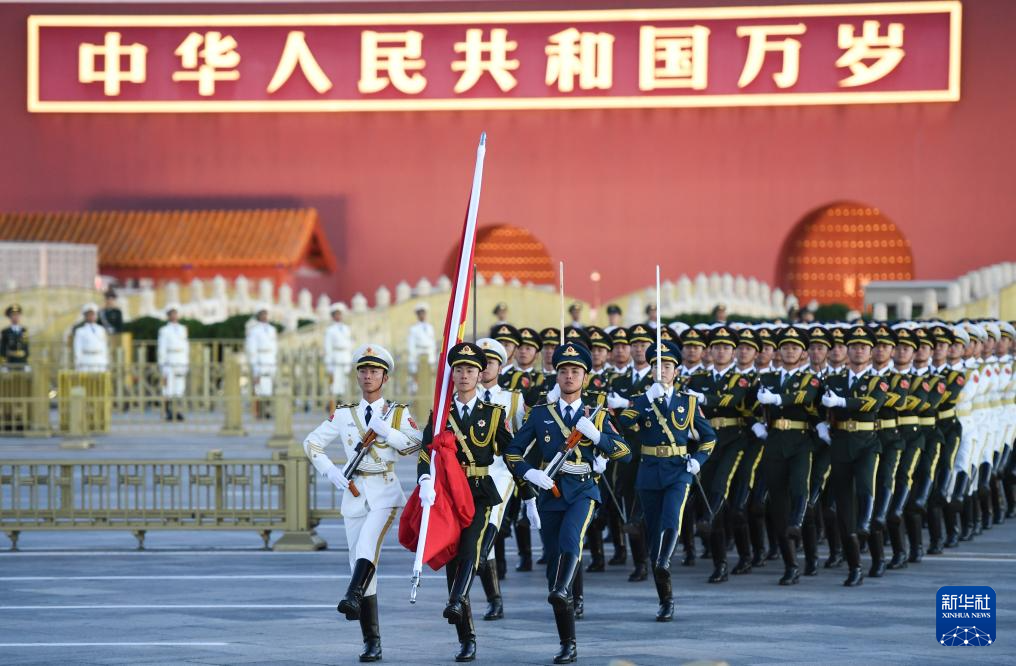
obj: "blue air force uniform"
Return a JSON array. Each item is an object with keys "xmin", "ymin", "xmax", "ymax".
[
  {"xmin": 504, "ymin": 341, "xmax": 630, "ymax": 665},
  {"xmin": 617, "ymin": 340, "xmax": 716, "ymax": 622}
]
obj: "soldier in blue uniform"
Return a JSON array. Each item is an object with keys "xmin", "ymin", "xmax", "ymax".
[
  {"xmin": 618, "ymin": 340, "xmax": 717, "ymax": 621},
  {"xmin": 505, "ymin": 341, "xmax": 630, "ymax": 664}
]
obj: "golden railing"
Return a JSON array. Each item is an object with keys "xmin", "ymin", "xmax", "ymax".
[{"xmin": 0, "ymin": 448, "xmax": 342, "ymax": 551}]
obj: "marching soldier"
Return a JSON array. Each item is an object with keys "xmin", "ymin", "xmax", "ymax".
[
  {"xmin": 606, "ymin": 324, "xmax": 656, "ymax": 581},
  {"xmin": 505, "ymin": 340, "xmax": 630, "ymax": 663},
  {"xmin": 157, "ymin": 304, "xmax": 189, "ymax": 421},
  {"xmin": 799, "ymin": 324, "xmax": 832, "ymax": 577},
  {"xmin": 417, "ymin": 342, "xmax": 513, "ymax": 662},
  {"xmin": 618, "ymin": 339, "xmax": 716, "ymax": 620},
  {"xmin": 905, "ymin": 326, "xmax": 948, "ymax": 562},
  {"xmin": 1, "ymin": 304, "xmax": 29, "ymax": 368},
  {"xmin": 474, "ymin": 337, "xmax": 526, "ymax": 621},
  {"xmin": 73, "ymin": 303, "xmax": 109, "ymax": 372},
  {"xmin": 303, "ymin": 344, "xmax": 422, "ymax": 663},
  {"xmin": 865, "ymin": 324, "xmax": 907, "ymax": 577},
  {"xmin": 685, "ymin": 325, "xmax": 753, "ymax": 583},
  {"xmin": 324, "ymin": 303, "xmax": 353, "ymax": 400},
  {"xmin": 928, "ymin": 323, "xmax": 967, "ymax": 550},
  {"xmin": 821, "ymin": 325, "xmax": 889, "ymax": 587},
  {"xmin": 755, "ymin": 325, "xmax": 821, "ymax": 585},
  {"xmin": 607, "ymin": 325, "xmax": 633, "ymax": 374},
  {"xmin": 245, "ymin": 306, "xmax": 278, "ymax": 417},
  {"xmin": 676, "ymin": 327, "xmax": 710, "ymax": 565}
]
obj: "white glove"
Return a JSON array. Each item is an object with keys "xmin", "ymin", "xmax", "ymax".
[
  {"xmin": 546, "ymin": 383, "xmax": 561, "ymax": 403},
  {"xmin": 592, "ymin": 455, "xmax": 608, "ymax": 474},
  {"xmin": 326, "ymin": 467, "xmax": 350, "ymax": 491},
  {"xmin": 368, "ymin": 413, "xmax": 391, "ymax": 438},
  {"xmin": 751, "ymin": 422, "xmax": 768, "ymax": 440},
  {"xmin": 816, "ymin": 422, "xmax": 832, "ymax": 445},
  {"xmin": 575, "ymin": 416, "xmax": 601, "ymax": 444},
  {"xmin": 686, "ymin": 389, "xmax": 705, "ymax": 401},
  {"xmin": 524, "ymin": 498, "xmax": 541, "ymax": 529},
  {"xmin": 418, "ymin": 474, "xmax": 437, "ymax": 507},
  {"xmin": 822, "ymin": 391, "xmax": 846, "ymax": 408},
  {"xmin": 686, "ymin": 458, "xmax": 701, "ymax": 475},
  {"xmin": 524, "ymin": 468, "xmax": 555, "ymax": 490},
  {"xmin": 756, "ymin": 388, "xmax": 774, "ymax": 405},
  {"xmin": 644, "ymin": 382, "xmax": 665, "ymax": 401},
  {"xmin": 606, "ymin": 392, "xmax": 630, "ymax": 410}
]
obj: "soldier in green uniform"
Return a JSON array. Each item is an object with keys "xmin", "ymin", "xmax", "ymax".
[
  {"xmin": 927, "ymin": 323, "xmax": 966, "ymax": 551},
  {"xmin": 416, "ymin": 342, "xmax": 514, "ymax": 662},
  {"xmin": 905, "ymin": 326, "xmax": 948, "ymax": 563},
  {"xmin": 865, "ymin": 324, "xmax": 908, "ymax": 577},
  {"xmin": 676, "ymin": 327, "xmax": 711, "ymax": 565},
  {"xmin": 1, "ymin": 304, "xmax": 29, "ymax": 367},
  {"xmin": 821, "ymin": 325, "xmax": 890, "ymax": 587},
  {"xmin": 821, "ymin": 324, "xmax": 850, "ymax": 568},
  {"xmin": 800, "ymin": 324, "xmax": 832, "ymax": 577},
  {"xmin": 499, "ymin": 327, "xmax": 541, "ymax": 396},
  {"xmin": 728, "ymin": 327, "xmax": 766, "ymax": 574},
  {"xmin": 755, "ymin": 326, "xmax": 822, "ymax": 585},
  {"xmin": 685, "ymin": 325, "xmax": 754, "ymax": 583}
]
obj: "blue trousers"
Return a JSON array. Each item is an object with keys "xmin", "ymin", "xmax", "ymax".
[
  {"xmin": 539, "ymin": 498, "xmax": 597, "ymax": 586},
  {"xmin": 639, "ymin": 483, "xmax": 691, "ymax": 563}
]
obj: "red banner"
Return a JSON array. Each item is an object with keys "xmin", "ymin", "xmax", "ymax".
[{"xmin": 28, "ymin": 2, "xmax": 961, "ymax": 113}]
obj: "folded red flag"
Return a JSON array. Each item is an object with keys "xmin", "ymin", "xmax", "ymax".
[{"xmin": 398, "ymin": 430, "xmax": 475, "ymax": 570}]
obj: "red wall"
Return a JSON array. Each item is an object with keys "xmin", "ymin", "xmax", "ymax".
[{"xmin": 1, "ymin": 1, "xmax": 1013, "ymax": 304}]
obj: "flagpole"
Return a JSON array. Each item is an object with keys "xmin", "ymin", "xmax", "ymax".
[
  {"xmin": 559, "ymin": 261, "xmax": 565, "ymax": 344},
  {"xmin": 656, "ymin": 265, "xmax": 662, "ymax": 383},
  {"xmin": 411, "ymin": 132, "xmax": 487, "ymax": 602}
]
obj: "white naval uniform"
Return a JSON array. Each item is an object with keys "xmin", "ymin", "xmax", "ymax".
[
  {"xmin": 245, "ymin": 322, "xmax": 278, "ymax": 397},
  {"xmin": 73, "ymin": 322, "xmax": 109, "ymax": 372},
  {"xmin": 952, "ymin": 359, "xmax": 981, "ymax": 496},
  {"xmin": 477, "ymin": 384, "xmax": 526, "ymax": 553},
  {"xmin": 406, "ymin": 320, "xmax": 436, "ymax": 374},
  {"xmin": 157, "ymin": 322, "xmax": 189, "ymax": 398},
  {"xmin": 303, "ymin": 398, "xmax": 422, "ymax": 596},
  {"xmin": 324, "ymin": 321, "xmax": 353, "ymax": 396}
]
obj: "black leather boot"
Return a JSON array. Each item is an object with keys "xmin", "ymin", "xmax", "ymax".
[
  {"xmin": 960, "ymin": 496, "xmax": 975, "ymax": 541},
  {"xmin": 824, "ymin": 504, "xmax": 844, "ymax": 568},
  {"xmin": 629, "ymin": 528, "xmax": 650, "ymax": 581},
  {"xmin": 731, "ymin": 519, "xmax": 753, "ymax": 574},
  {"xmin": 777, "ymin": 537, "xmax": 799, "ymax": 586},
  {"xmin": 749, "ymin": 505, "xmax": 767, "ymax": 568},
  {"xmin": 478, "ymin": 559, "xmax": 503, "ymax": 621},
  {"xmin": 943, "ymin": 500, "xmax": 960, "ymax": 548},
  {"xmin": 868, "ymin": 529, "xmax": 887, "ymax": 577},
  {"xmin": 548, "ymin": 552, "xmax": 581, "ymax": 611},
  {"xmin": 515, "ymin": 519, "xmax": 533, "ymax": 571},
  {"xmin": 708, "ymin": 516, "xmax": 729, "ymax": 582},
  {"xmin": 453, "ymin": 600, "xmax": 476, "ymax": 662},
  {"xmin": 494, "ymin": 532, "xmax": 508, "ymax": 580},
  {"xmin": 856, "ymin": 493, "xmax": 875, "ymax": 538},
  {"xmin": 786, "ymin": 495, "xmax": 807, "ymax": 540},
  {"xmin": 906, "ymin": 512, "xmax": 924, "ymax": 563},
  {"xmin": 338, "ymin": 559, "xmax": 376, "ymax": 621},
  {"xmin": 680, "ymin": 518, "xmax": 696, "ymax": 566},
  {"xmin": 652, "ymin": 564, "xmax": 674, "ymax": 621},
  {"xmin": 871, "ymin": 487, "xmax": 893, "ymax": 532},
  {"xmin": 443, "ymin": 561, "xmax": 476, "ymax": 625},
  {"xmin": 842, "ymin": 534, "xmax": 864, "ymax": 587},
  {"xmin": 802, "ymin": 506, "xmax": 818, "ymax": 576},
  {"xmin": 765, "ymin": 511, "xmax": 780, "ymax": 561},
  {"xmin": 552, "ymin": 600, "xmax": 578, "ymax": 663},
  {"xmin": 927, "ymin": 504, "xmax": 945, "ymax": 554},
  {"xmin": 572, "ymin": 567, "xmax": 584, "ymax": 619},
  {"xmin": 358, "ymin": 594, "xmax": 382, "ymax": 662}
]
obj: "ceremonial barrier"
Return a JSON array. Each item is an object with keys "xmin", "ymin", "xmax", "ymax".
[
  {"xmin": 0, "ymin": 446, "xmax": 342, "ymax": 551},
  {"xmin": 57, "ymin": 370, "xmax": 112, "ymax": 434}
]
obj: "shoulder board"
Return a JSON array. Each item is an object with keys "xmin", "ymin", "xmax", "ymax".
[
  {"xmin": 385, "ymin": 402, "xmax": 409, "ymax": 409},
  {"xmin": 337, "ymin": 403, "xmax": 358, "ymax": 410}
]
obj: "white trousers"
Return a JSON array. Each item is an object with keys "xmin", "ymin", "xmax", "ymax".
[
  {"xmin": 486, "ymin": 461, "xmax": 515, "ymax": 562},
  {"xmin": 162, "ymin": 366, "xmax": 187, "ymax": 398},
  {"xmin": 330, "ymin": 365, "xmax": 350, "ymax": 396},
  {"xmin": 254, "ymin": 371, "xmax": 275, "ymax": 397},
  {"xmin": 345, "ymin": 505, "xmax": 398, "ymax": 596}
]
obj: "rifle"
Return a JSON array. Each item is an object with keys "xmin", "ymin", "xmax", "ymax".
[
  {"xmin": 342, "ymin": 403, "xmax": 395, "ymax": 498},
  {"xmin": 545, "ymin": 404, "xmax": 603, "ymax": 498}
]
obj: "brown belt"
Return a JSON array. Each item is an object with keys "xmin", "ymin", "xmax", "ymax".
[
  {"xmin": 834, "ymin": 420, "xmax": 875, "ymax": 432},
  {"xmin": 641, "ymin": 445, "xmax": 688, "ymax": 458}
]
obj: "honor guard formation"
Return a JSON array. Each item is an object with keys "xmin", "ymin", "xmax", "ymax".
[{"xmin": 297, "ymin": 308, "xmax": 1016, "ymax": 663}]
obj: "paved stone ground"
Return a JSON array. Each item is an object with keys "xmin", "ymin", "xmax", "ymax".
[{"xmin": 1, "ymin": 434, "xmax": 1014, "ymax": 665}]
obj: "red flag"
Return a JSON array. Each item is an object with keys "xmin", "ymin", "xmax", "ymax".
[{"xmin": 398, "ymin": 432, "xmax": 476, "ymax": 569}]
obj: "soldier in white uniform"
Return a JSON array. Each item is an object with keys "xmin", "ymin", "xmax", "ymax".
[
  {"xmin": 73, "ymin": 303, "xmax": 109, "ymax": 372},
  {"xmin": 157, "ymin": 304, "xmax": 189, "ymax": 421},
  {"xmin": 245, "ymin": 306, "xmax": 278, "ymax": 416},
  {"xmin": 324, "ymin": 303, "xmax": 353, "ymax": 399},
  {"xmin": 474, "ymin": 337, "xmax": 528, "ymax": 621},
  {"xmin": 303, "ymin": 344, "xmax": 422, "ymax": 663},
  {"xmin": 407, "ymin": 303, "xmax": 437, "ymax": 381}
]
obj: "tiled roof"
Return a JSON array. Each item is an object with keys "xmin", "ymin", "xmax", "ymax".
[{"xmin": 0, "ymin": 208, "xmax": 335, "ymax": 271}]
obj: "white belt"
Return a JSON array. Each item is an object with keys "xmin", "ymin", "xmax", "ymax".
[{"xmin": 561, "ymin": 462, "xmax": 592, "ymax": 475}]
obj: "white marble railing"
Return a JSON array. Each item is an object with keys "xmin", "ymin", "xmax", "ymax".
[
  {"xmin": 614, "ymin": 272, "xmax": 796, "ymax": 323},
  {"xmin": 864, "ymin": 261, "xmax": 1016, "ymax": 320}
]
